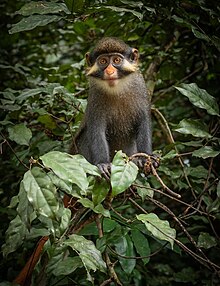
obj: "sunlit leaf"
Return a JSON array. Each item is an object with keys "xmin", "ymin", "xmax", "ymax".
[
  {"xmin": 192, "ymin": 146, "xmax": 220, "ymax": 159},
  {"xmin": 8, "ymin": 123, "xmax": 32, "ymax": 146},
  {"xmin": 105, "ymin": 6, "xmax": 143, "ymax": 20},
  {"xmin": 111, "ymin": 151, "xmax": 138, "ymax": 196},
  {"xmin": 9, "ymin": 15, "xmax": 63, "ymax": 34},
  {"xmin": 137, "ymin": 213, "xmax": 176, "ymax": 249},
  {"xmin": 16, "ymin": 1, "xmax": 70, "ymax": 16},
  {"xmin": 73, "ymin": 154, "xmax": 101, "ymax": 176},
  {"xmin": 175, "ymin": 119, "xmax": 211, "ymax": 138},
  {"xmin": 17, "ymin": 182, "xmax": 36, "ymax": 227},
  {"xmin": 23, "ymin": 167, "xmax": 59, "ymax": 219},
  {"xmin": 94, "ymin": 204, "xmax": 110, "ymax": 217},
  {"xmin": 64, "ymin": 234, "xmax": 106, "ymax": 279},
  {"xmin": 175, "ymin": 83, "xmax": 219, "ymax": 116},
  {"xmin": 40, "ymin": 151, "xmax": 98, "ymax": 191}
]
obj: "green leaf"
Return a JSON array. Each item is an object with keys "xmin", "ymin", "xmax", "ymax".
[
  {"xmin": 137, "ymin": 213, "xmax": 176, "ymax": 249},
  {"xmin": 64, "ymin": 234, "xmax": 106, "ymax": 279},
  {"xmin": 37, "ymin": 114, "xmax": 57, "ymax": 130},
  {"xmin": 59, "ymin": 208, "xmax": 71, "ymax": 234},
  {"xmin": 131, "ymin": 229, "xmax": 150, "ymax": 264},
  {"xmin": 92, "ymin": 178, "xmax": 109, "ymax": 206},
  {"xmin": 23, "ymin": 167, "xmax": 59, "ymax": 219},
  {"xmin": 78, "ymin": 198, "xmax": 94, "ymax": 209},
  {"xmin": 105, "ymin": 6, "xmax": 143, "ymax": 20},
  {"xmin": 65, "ymin": 0, "xmax": 85, "ymax": 13},
  {"xmin": 53, "ymin": 256, "xmax": 83, "ymax": 276},
  {"xmin": 175, "ymin": 83, "xmax": 219, "ymax": 116},
  {"xmin": 40, "ymin": 151, "xmax": 98, "ymax": 191},
  {"xmin": 46, "ymin": 243, "xmax": 68, "ymax": 275},
  {"xmin": 174, "ymin": 119, "xmax": 211, "ymax": 138},
  {"xmin": 136, "ymin": 180, "xmax": 154, "ymax": 200},
  {"xmin": 94, "ymin": 204, "xmax": 110, "ymax": 218},
  {"xmin": 2, "ymin": 215, "xmax": 27, "ymax": 256},
  {"xmin": 8, "ymin": 123, "xmax": 32, "ymax": 146},
  {"xmin": 17, "ymin": 182, "xmax": 36, "ymax": 227},
  {"xmin": 17, "ymin": 1, "xmax": 70, "ymax": 16},
  {"xmin": 16, "ymin": 87, "xmax": 44, "ymax": 102},
  {"xmin": 115, "ymin": 234, "xmax": 136, "ymax": 274},
  {"xmin": 217, "ymin": 181, "xmax": 220, "ymax": 198},
  {"xmin": 185, "ymin": 165, "xmax": 208, "ymax": 179},
  {"xmin": 73, "ymin": 154, "xmax": 101, "ymax": 176},
  {"xmin": 111, "ymin": 151, "xmax": 138, "ymax": 196},
  {"xmin": 192, "ymin": 146, "xmax": 220, "ymax": 159},
  {"xmin": 197, "ymin": 232, "xmax": 217, "ymax": 249},
  {"xmin": 78, "ymin": 198, "xmax": 110, "ymax": 217},
  {"xmin": 9, "ymin": 15, "xmax": 63, "ymax": 34},
  {"xmin": 191, "ymin": 27, "xmax": 210, "ymax": 42}
]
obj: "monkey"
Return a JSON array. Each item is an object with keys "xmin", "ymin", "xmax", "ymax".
[{"xmin": 70, "ymin": 37, "xmax": 153, "ymax": 176}]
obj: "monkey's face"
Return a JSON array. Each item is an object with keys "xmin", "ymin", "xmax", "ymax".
[{"xmin": 86, "ymin": 50, "xmax": 139, "ymax": 89}]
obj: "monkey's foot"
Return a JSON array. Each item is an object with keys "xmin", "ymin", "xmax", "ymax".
[
  {"xmin": 129, "ymin": 153, "xmax": 160, "ymax": 175},
  {"xmin": 97, "ymin": 163, "xmax": 112, "ymax": 180}
]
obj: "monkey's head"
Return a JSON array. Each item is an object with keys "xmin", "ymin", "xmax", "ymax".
[{"xmin": 86, "ymin": 37, "xmax": 139, "ymax": 89}]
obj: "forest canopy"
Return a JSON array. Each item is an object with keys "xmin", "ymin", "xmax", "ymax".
[{"xmin": 0, "ymin": 1, "xmax": 220, "ymax": 285}]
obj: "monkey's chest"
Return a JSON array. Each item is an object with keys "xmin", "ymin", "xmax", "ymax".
[{"xmin": 106, "ymin": 106, "xmax": 138, "ymax": 139}]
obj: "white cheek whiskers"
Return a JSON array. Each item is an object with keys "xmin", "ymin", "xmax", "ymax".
[{"xmin": 89, "ymin": 75, "xmax": 134, "ymax": 96}]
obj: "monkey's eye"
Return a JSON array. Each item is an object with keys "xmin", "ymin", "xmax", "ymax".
[
  {"xmin": 113, "ymin": 57, "xmax": 122, "ymax": 65},
  {"xmin": 98, "ymin": 57, "xmax": 108, "ymax": 65}
]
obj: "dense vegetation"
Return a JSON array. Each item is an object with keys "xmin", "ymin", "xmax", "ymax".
[{"xmin": 0, "ymin": 1, "xmax": 220, "ymax": 285}]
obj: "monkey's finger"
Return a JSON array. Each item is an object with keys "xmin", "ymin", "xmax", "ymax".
[{"xmin": 97, "ymin": 163, "xmax": 112, "ymax": 180}]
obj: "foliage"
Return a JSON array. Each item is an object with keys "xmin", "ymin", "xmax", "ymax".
[{"xmin": 0, "ymin": 0, "xmax": 220, "ymax": 285}]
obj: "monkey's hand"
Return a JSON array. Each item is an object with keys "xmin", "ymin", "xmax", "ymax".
[
  {"xmin": 130, "ymin": 153, "xmax": 160, "ymax": 175},
  {"xmin": 97, "ymin": 163, "xmax": 112, "ymax": 180}
]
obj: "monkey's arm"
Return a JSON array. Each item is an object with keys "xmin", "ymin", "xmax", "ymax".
[
  {"xmin": 136, "ymin": 109, "xmax": 152, "ymax": 154},
  {"xmin": 88, "ymin": 124, "xmax": 112, "ymax": 178}
]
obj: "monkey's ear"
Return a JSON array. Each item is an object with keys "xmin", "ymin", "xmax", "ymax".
[
  {"xmin": 85, "ymin": 52, "xmax": 92, "ymax": 66},
  {"xmin": 130, "ymin": 48, "xmax": 139, "ymax": 63}
]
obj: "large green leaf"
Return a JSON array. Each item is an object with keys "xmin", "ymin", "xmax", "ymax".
[
  {"xmin": 115, "ymin": 234, "xmax": 136, "ymax": 274},
  {"xmin": 131, "ymin": 229, "xmax": 150, "ymax": 265},
  {"xmin": 111, "ymin": 151, "xmax": 138, "ymax": 196},
  {"xmin": 2, "ymin": 215, "xmax": 27, "ymax": 256},
  {"xmin": 8, "ymin": 123, "xmax": 32, "ymax": 146},
  {"xmin": 9, "ymin": 15, "xmax": 63, "ymax": 34},
  {"xmin": 40, "ymin": 151, "xmax": 99, "ymax": 191},
  {"xmin": 137, "ymin": 213, "xmax": 176, "ymax": 249},
  {"xmin": 105, "ymin": 6, "xmax": 143, "ymax": 20},
  {"xmin": 92, "ymin": 178, "xmax": 109, "ymax": 205},
  {"xmin": 175, "ymin": 119, "xmax": 211, "ymax": 138},
  {"xmin": 53, "ymin": 256, "xmax": 83, "ymax": 276},
  {"xmin": 192, "ymin": 146, "xmax": 220, "ymax": 159},
  {"xmin": 175, "ymin": 83, "xmax": 219, "ymax": 116},
  {"xmin": 16, "ymin": 1, "xmax": 70, "ymax": 16},
  {"xmin": 17, "ymin": 182, "xmax": 36, "ymax": 227},
  {"xmin": 23, "ymin": 167, "xmax": 59, "ymax": 219},
  {"xmin": 64, "ymin": 234, "xmax": 106, "ymax": 280}
]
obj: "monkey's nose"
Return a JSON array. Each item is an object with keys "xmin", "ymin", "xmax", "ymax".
[{"xmin": 105, "ymin": 64, "xmax": 116, "ymax": 75}]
